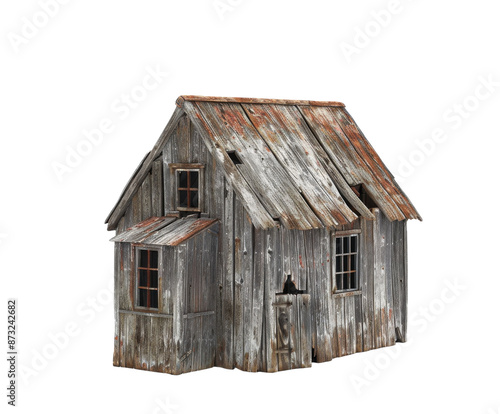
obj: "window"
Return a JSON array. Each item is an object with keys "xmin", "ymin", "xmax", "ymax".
[
  {"xmin": 169, "ymin": 164, "xmax": 204, "ymax": 212},
  {"xmin": 351, "ymin": 184, "xmax": 377, "ymax": 209},
  {"xmin": 334, "ymin": 234, "xmax": 359, "ymax": 292},
  {"xmin": 136, "ymin": 249, "xmax": 159, "ymax": 310},
  {"xmin": 227, "ymin": 150, "xmax": 242, "ymax": 164}
]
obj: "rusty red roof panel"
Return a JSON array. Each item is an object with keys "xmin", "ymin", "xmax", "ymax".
[{"xmin": 299, "ymin": 106, "xmax": 421, "ymax": 221}]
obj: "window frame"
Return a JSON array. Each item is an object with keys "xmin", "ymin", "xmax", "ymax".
[
  {"xmin": 133, "ymin": 246, "xmax": 162, "ymax": 312},
  {"xmin": 333, "ymin": 231, "xmax": 360, "ymax": 294},
  {"xmin": 169, "ymin": 163, "xmax": 204, "ymax": 212}
]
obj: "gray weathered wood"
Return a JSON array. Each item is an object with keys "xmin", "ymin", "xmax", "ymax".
[
  {"xmin": 361, "ymin": 217, "xmax": 374, "ymax": 351},
  {"xmin": 233, "ymin": 197, "xmax": 245, "ymax": 370},
  {"xmin": 401, "ymin": 221, "xmax": 408, "ymax": 341},
  {"xmin": 152, "ymin": 159, "xmax": 163, "ymax": 216},
  {"xmin": 183, "ymin": 101, "xmax": 276, "ymax": 230},
  {"xmin": 250, "ymin": 229, "xmax": 265, "ymax": 371},
  {"xmin": 243, "ymin": 103, "xmax": 355, "ymax": 227},
  {"xmin": 383, "ymin": 211, "xmax": 396, "ymax": 346},
  {"xmin": 113, "ymin": 243, "xmax": 120, "ymax": 366},
  {"xmin": 221, "ymin": 180, "xmax": 234, "ymax": 368},
  {"xmin": 264, "ymin": 226, "xmax": 279, "ymax": 372}
]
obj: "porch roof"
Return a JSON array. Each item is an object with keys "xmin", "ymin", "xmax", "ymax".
[{"xmin": 110, "ymin": 216, "xmax": 218, "ymax": 246}]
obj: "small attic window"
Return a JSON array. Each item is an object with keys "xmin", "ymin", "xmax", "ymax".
[
  {"xmin": 178, "ymin": 170, "xmax": 199, "ymax": 209},
  {"xmin": 227, "ymin": 150, "xmax": 242, "ymax": 165},
  {"xmin": 169, "ymin": 163, "xmax": 204, "ymax": 212}
]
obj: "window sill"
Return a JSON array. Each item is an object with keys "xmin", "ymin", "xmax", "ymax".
[
  {"xmin": 332, "ymin": 290, "xmax": 362, "ymax": 298},
  {"xmin": 176, "ymin": 207, "xmax": 202, "ymax": 212},
  {"xmin": 120, "ymin": 309, "xmax": 172, "ymax": 318}
]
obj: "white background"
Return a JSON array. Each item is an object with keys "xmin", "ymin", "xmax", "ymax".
[{"xmin": 1, "ymin": 1, "xmax": 499, "ymax": 413}]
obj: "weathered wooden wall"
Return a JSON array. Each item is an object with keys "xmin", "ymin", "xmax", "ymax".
[
  {"xmin": 171, "ymin": 227, "xmax": 218, "ymax": 374},
  {"xmin": 391, "ymin": 219, "xmax": 408, "ymax": 342},
  {"xmin": 114, "ymin": 243, "xmax": 175, "ymax": 373},
  {"xmin": 113, "ymin": 225, "xmax": 218, "ymax": 375},
  {"xmin": 360, "ymin": 209, "xmax": 395, "ymax": 351},
  {"xmin": 262, "ymin": 224, "xmax": 363, "ymax": 367},
  {"xmin": 116, "ymin": 312, "xmax": 174, "ymax": 373},
  {"xmin": 359, "ymin": 208, "xmax": 408, "ymax": 352},
  {"xmin": 116, "ymin": 157, "xmax": 164, "ymax": 235},
  {"xmin": 216, "ymin": 209, "xmax": 404, "ymax": 372},
  {"xmin": 162, "ymin": 114, "xmax": 223, "ymax": 217}
]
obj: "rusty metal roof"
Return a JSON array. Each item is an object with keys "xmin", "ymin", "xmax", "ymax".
[
  {"xmin": 106, "ymin": 96, "xmax": 421, "ymax": 231},
  {"xmin": 180, "ymin": 97, "xmax": 421, "ymax": 227},
  {"xmin": 110, "ymin": 216, "xmax": 218, "ymax": 246}
]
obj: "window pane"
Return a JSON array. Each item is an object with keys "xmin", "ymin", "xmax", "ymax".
[
  {"xmin": 191, "ymin": 191, "xmax": 199, "ymax": 208},
  {"xmin": 179, "ymin": 190, "xmax": 188, "ymax": 207},
  {"xmin": 351, "ymin": 271, "xmax": 357, "ymax": 289},
  {"xmin": 139, "ymin": 289, "xmax": 147, "ymax": 307},
  {"xmin": 178, "ymin": 171, "xmax": 188, "ymax": 188},
  {"xmin": 351, "ymin": 254, "xmax": 357, "ymax": 271},
  {"xmin": 139, "ymin": 250, "xmax": 148, "ymax": 268},
  {"xmin": 343, "ymin": 255, "xmax": 349, "ymax": 272},
  {"xmin": 343, "ymin": 274, "xmax": 349, "ymax": 290},
  {"xmin": 189, "ymin": 171, "xmax": 199, "ymax": 188},
  {"xmin": 351, "ymin": 236, "xmax": 357, "ymax": 253},
  {"xmin": 335, "ymin": 238, "xmax": 342, "ymax": 254},
  {"xmin": 150, "ymin": 250, "xmax": 158, "ymax": 268},
  {"xmin": 343, "ymin": 237, "xmax": 349, "ymax": 254},
  {"xmin": 336, "ymin": 256, "xmax": 342, "ymax": 273},
  {"xmin": 150, "ymin": 270, "xmax": 158, "ymax": 288},
  {"xmin": 139, "ymin": 269, "xmax": 148, "ymax": 287},
  {"xmin": 336, "ymin": 274, "xmax": 343, "ymax": 290},
  {"xmin": 150, "ymin": 291, "xmax": 158, "ymax": 309}
]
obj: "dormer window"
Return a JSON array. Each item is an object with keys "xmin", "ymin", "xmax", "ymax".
[{"xmin": 169, "ymin": 163, "xmax": 204, "ymax": 212}]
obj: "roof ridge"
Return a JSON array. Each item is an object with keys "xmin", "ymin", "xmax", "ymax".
[{"xmin": 176, "ymin": 95, "xmax": 345, "ymax": 108}]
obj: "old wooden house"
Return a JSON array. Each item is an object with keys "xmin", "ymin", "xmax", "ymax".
[{"xmin": 106, "ymin": 95, "xmax": 421, "ymax": 375}]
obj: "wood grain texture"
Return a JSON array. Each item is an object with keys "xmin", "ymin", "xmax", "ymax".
[
  {"xmin": 176, "ymin": 95, "xmax": 345, "ymax": 108},
  {"xmin": 194, "ymin": 101, "xmax": 322, "ymax": 229},
  {"xmin": 220, "ymin": 180, "xmax": 234, "ymax": 369},
  {"xmin": 152, "ymin": 158, "xmax": 164, "ymax": 217},
  {"xmin": 264, "ymin": 227, "xmax": 279, "ymax": 372},
  {"xmin": 113, "ymin": 243, "xmax": 120, "ymax": 366},
  {"xmin": 249, "ymin": 229, "xmax": 265, "ymax": 371},
  {"xmin": 243, "ymin": 103, "xmax": 356, "ymax": 227},
  {"xmin": 299, "ymin": 106, "xmax": 408, "ymax": 221},
  {"xmin": 183, "ymin": 101, "xmax": 276, "ymax": 230},
  {"xmin": 361, "ymin": 217, "xmax": 375, "ymax": 351}
]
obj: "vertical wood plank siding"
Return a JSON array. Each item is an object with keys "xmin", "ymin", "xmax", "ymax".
[
  {"xmin": 114, "ymin": 226, "xmax": 218, "ymax": 375},
  {"xmin": 391, "ymin": 220, "xmax": 408, "ymax": 342},
  {"xmin": 114, "ymin": 113, "xmax": 222, "ymax": 237}
]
